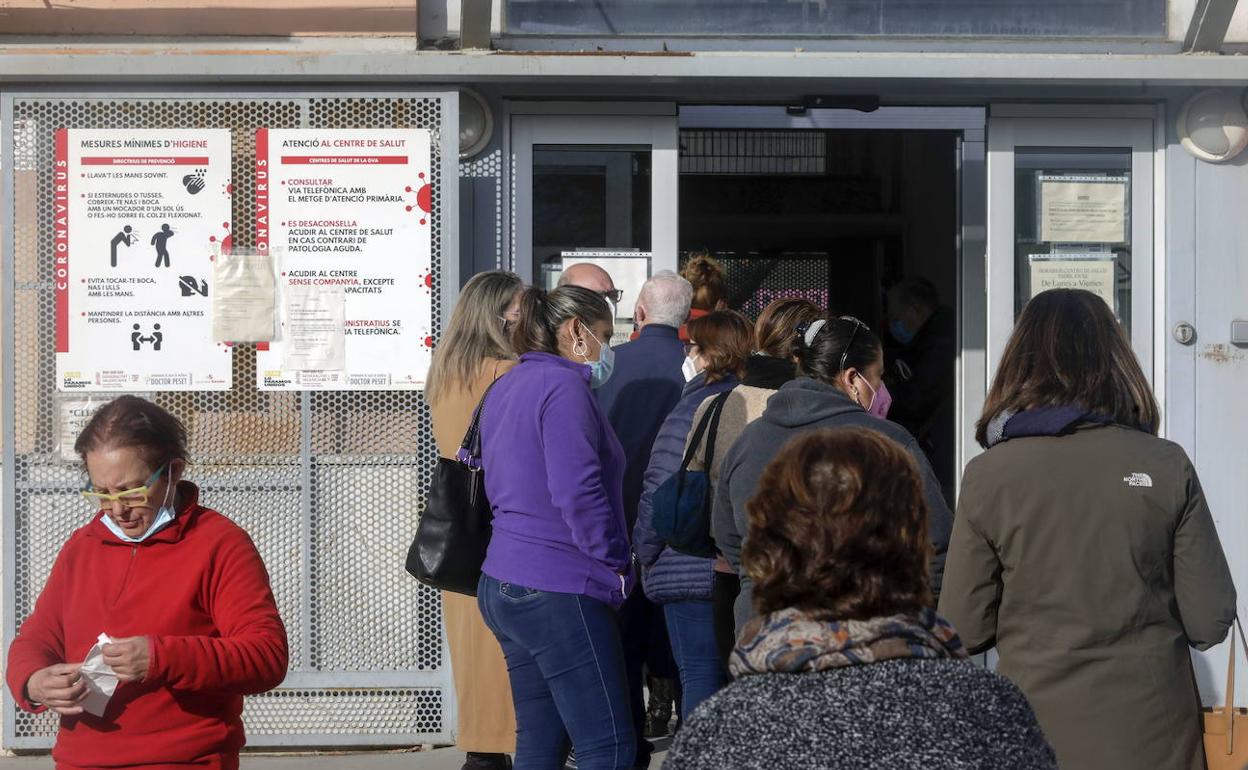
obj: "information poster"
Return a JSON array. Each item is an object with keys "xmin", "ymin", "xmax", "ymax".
[
  {"xmin": 254, "ymin": 128, "xmax": 433, "ymax": 390},
  {"xmin": 58, "ymin": 397, "xmax": 105, "ymax": 462},
  {"xmin": 55, "ymin": 129, "xmax": 233, "ymax": 391},
  {"xmin": 1029, "ymin": 254, "xmax": 1117, "ymax": 310},
  {"xmin": 1039, "ymin": 175, "xmax": 1128, "ymax": 244}
]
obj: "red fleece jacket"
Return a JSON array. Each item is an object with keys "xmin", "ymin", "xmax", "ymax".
[{"xmin": 5, "ymin": 483, "xmax": 288, "ymax": 770}]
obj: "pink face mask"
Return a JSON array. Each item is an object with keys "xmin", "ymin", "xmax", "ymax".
[{"xmin": 856, "ymin": 376, "xmax": 893, "ymax": 419}]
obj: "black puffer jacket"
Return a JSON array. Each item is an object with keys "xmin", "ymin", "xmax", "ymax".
[
  {"xmin": 711, "ymin": 377, "xmax": 953, "ymax": 629},
  {"xmin": 662, "ymin": 658, "xmax": 1057, "ymax": 770}
]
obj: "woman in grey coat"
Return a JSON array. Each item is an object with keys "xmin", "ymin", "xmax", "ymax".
[
  {"xmin": 665, "ymin": 428, "xmax": 1056, "ymax": 770},
  {"xmin": 712, "ymin": 316, "xmax": 953, "ymax": 630},
  {"xmin": 939, "ymin": 289, "xmax": 1236, "ymax": 770}
]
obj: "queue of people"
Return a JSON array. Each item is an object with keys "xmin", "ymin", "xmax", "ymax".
[{"xmin": 6, "ymin": 256, "xmax": 1236, "ymax": 770}]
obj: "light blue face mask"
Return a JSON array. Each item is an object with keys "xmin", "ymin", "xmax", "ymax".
[
  {"xmin": 890, "ymin": 319, "xmax": 916, "ymax": 346},
  {"xmin": 583, "ymin": 328, "xmax": 616, "ymax": 389},
  {"xmin": 102, "ymin": 505, "xmax": 176, "ymax": 543},
  {"xmin": 98, "ymin": 464, "xmax": 178, "ymax": 543}
]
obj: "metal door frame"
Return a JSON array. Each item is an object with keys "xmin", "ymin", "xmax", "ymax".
[
  {"xmin": 505, "ymin": 102, "xmax": 680, "ymax": 283},
  {"xmin": 675, "ymin": 105, "xmax": 988, "ymax": 486},
  {"xmin": 1, "ymin": 87, "xmax": 461, "ymax": 749},
  {"xmin": 986, "ymin": 104, "xmax": 1161, "ymax": 398}
]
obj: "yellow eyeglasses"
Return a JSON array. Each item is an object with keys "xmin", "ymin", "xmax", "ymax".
[{"xmin": 81, "ymin": 465, "xmax": 166, "ymax": 510}]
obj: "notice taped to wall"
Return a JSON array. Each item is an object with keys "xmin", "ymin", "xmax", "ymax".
[
  {"xmin": 254, "ymin": 128, "xmax": 434, "ymax": 390},
  {"xmin": 1038, "ymin": 175, "xmax": 1128, "ymax": 244},
  {"xmin": 212, "ymin": 249, "xmax": 276, "ymax": 343},
  {"xmin": 54, "ymin": 129, "xmax": 233, "ymax": 391},
  {"xmin": 1029, "ymin": 254, "xmax": 1117, "ymax": 310}
]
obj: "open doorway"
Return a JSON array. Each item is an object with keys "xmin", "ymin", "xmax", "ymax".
[{"xmin": 678, "ymin": 128, "xmax": 959, "ymax": 501}]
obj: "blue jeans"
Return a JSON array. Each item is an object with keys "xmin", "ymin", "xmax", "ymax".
[
  {"xmin": 478, "ymin": 574, "xmax": 636, "ymax": 770},
  {"xmin": 663, "ymin": 600, "xmax": 727, "ymax": 721}
]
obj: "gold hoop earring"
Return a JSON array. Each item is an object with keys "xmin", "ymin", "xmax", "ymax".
[{"xmin": 572, "ymin": 338, "xmax": 589, "ymax": 358}]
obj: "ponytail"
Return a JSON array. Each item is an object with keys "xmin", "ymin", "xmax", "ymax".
[
  {"xmin": 755, "ymin": 297, "xmax": 822, "ymax": 360},
  {"xmin": 796, "ymin": 316, "xmax": 881, "ymax": 383},
  {"xmin": 510, "ymin": 285, "xmax": 612, "ymax": 356},
  {"xmin": 510, "ymin": 286, "xmax": 555, "ymax": 355}
]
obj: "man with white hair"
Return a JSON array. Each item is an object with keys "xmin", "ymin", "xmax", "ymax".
[{"xmin": 595, "ymin": 269, "xmax": 693, "ymax": 768}]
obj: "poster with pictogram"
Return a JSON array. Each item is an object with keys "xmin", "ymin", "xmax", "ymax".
[
  {"xmin": 54, "ymin": 128, "xmax": 233, "ymax": 391},
  {"xmin": 253, "ymin": 128, "xmax": 434, "ymax": 391}
]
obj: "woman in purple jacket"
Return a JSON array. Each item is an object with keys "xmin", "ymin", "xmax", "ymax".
[{"xmin": 477, "ymin": 285, "xmax": 636, "ymax": 770}]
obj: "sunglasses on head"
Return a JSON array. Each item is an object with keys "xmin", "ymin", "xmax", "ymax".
[
  {"xmin": 797, "ymin": 316, "xmax": 870, "ymax": 372},
  {"xmin": 836, "ymin": 316, "xmax": 869, "ymax": 372}
]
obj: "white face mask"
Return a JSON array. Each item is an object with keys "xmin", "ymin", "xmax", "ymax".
[{"xmin": 681, "ymin": 355, "xmax": 701, "ymax": 382}]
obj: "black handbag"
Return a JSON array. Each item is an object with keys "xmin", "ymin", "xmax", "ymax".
[
  {"xmin": 651, "ymin": 390, "xmax": 731, "ymax": 558},
  {"xmin": 405, "ymin": 380, "xmax": 499, "ymax": 596}
]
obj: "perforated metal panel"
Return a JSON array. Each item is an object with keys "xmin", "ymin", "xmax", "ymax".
[
  {"xmin": 1, "ymin": 92, "xmax": 459, "ymax": 749},
  {"xmin": 461, "ymin": 148, "xmax": 504, "ymax": 270},
  {"xmin": 681, "ymin": 252, "xmax": 831, "ymax": 318}
]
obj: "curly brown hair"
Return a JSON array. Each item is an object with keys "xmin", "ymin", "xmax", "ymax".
[
  {"xmin": 744, "ymin": 427, "xmax": 931, "ymax": 620},
  {"xmin": 686, "ymin": 310, "xmax": 753, "ymax": 384},
  {"xmin": 681, "ymin": 251, "xmax": 726, "ymax": 311}
]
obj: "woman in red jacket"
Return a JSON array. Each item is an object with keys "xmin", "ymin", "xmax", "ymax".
[{"xmin": 6, "ymin": 395, "xmax": 288, "ymax": 770}]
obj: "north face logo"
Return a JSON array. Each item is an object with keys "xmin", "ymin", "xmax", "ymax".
[{"xmin": 1124, "ymin": 473, "xmax": 1153, "ymax": 488}]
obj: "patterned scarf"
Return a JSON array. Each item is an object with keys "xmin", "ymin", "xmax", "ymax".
[{"xmin": 730, "ymin": 606, "xmax": 967, "ymax": 677}]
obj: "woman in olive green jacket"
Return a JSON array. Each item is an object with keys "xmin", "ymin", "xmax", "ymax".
[{"xmin": 939, "ymin": 289, "xmax": 1236, "ymax": 770}]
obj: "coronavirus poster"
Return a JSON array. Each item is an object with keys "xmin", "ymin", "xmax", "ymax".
[
  {"xmin": 254, "ymin": 128, "xmax": 433, "ymax": 391},
  {"xmin": 54, "ymin": 129, "xmax": 233, "ymax": 391}
]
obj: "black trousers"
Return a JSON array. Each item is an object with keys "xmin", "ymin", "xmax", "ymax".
[{"xmin": 712, "ymin": 571, "xmax": 742, "ymax": 668}]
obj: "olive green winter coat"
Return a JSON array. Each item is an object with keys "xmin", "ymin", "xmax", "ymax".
[{"xmin": 939, "ymin": 423, "xmax": 1236, "ymax": 770}]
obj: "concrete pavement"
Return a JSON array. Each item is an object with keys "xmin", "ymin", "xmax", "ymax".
[{"xmin": 0, "ymin": 744, "xmax": 671, "ymax": 768}]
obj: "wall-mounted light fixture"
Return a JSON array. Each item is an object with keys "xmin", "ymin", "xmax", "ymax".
[
  {"xmin": 459, "ymin": 88, "xmax": 494, "ymax": 160},
  {"xmin": 1177, "ymin": 88, "xmax": 1248, "ymax": 163}
]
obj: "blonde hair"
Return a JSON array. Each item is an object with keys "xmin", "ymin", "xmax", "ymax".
[{"xmin": 426, "ymin": 271, "xmax": 523, "ymax": 404}]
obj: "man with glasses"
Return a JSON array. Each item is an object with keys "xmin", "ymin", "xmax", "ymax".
[{"xmin": 559, "ymin": 262, "xmax": 623, "ymax": 317}]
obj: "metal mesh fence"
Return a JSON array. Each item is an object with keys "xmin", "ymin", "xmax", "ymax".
[{"xmin": 5, "ymin": 94, "xmax": 453, "ymax": 746}]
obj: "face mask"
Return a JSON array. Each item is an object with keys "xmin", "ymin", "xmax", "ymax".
[
  {"xmin": 100, "ymin": 466, "xmax": 177, "ymax": 543},
  {"xmin": 681, "ymin": 356, "xmax": 701, "ymax": 382},
  {"xmin": 890, "ymin": 319, "xmax": 915, "ymax": 346},
  {"xmin": 101, "ymin": 505, "xmax": 176, "ymax": 543},
  {"xmin": 582, "ymin": 328, "xmax": 615, "ymax": 389},
  {"xmin": 854, "ymin": 374, "xmax": 892, "ymax": 419}
]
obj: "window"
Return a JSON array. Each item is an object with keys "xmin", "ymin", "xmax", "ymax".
[
  {"xmin": 1013, "ymin": 148, "xmax": 1133, "ymax": 333},
  {"xmin": 505, "ymin": 0, "xmax": 1166, "ymax": 39}
]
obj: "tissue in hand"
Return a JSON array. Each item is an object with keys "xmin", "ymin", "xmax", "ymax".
[{"xmin": 79, "ymin": 633, "xmax": 118, "ymax": 717}]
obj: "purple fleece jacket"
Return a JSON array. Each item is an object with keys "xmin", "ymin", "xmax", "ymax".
[{"xmin": 479, "ymin": 351, "xmax": 634, "ymax": 608}]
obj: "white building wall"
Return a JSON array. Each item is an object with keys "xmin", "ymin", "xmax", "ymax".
[{"xmin": 1165, "ymin": 98, "xmax": 1248, "ymax": 705}]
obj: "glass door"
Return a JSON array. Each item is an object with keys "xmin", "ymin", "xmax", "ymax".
[
  {"xmin": 511, "ymin": 108, "xmax": 679, "ymax": 338},
  {"xmin": 986, "ymin": 108, "xmax": 1156, "ymax": 383}
]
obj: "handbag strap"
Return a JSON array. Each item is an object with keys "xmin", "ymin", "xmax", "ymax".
[
  {"xmin": 1221, "ymin": 617, "xmax": 1248, "ymax": 754},
  {"xmin": 456, "ymin": 376, "xmax": 503, "ymax": 471},
  {"xmin": 680, "ymin": 390, "xmax": 731, "ymax": 472},
  {"xmin": 701, "ymin": 391, "xmax": 731, "ymax": 475}
]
